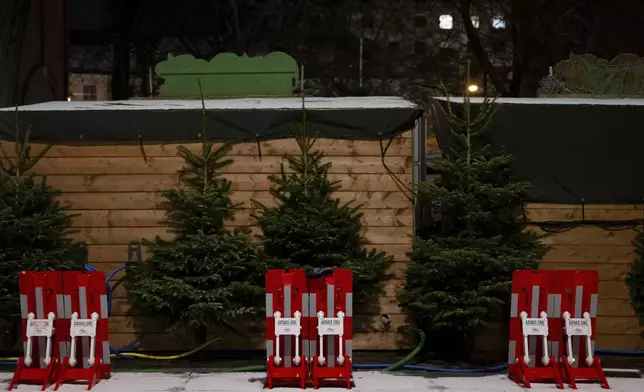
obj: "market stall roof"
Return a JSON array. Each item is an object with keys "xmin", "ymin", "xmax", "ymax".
[
  {"xmin": 430, "ymin": 97, "xmax": 644, "ymax": 204},
  {"xmin": 0, "ymin": 96, "xmax": 422, "ymax": 143}
]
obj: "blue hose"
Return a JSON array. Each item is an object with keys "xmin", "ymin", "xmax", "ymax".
[{"xmin": 0, "ymin": 361, "xmax": 16, "ymax": 366}]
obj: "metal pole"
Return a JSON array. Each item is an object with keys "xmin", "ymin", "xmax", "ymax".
[
  {"xmin": 411, "ymin": 116, "xmax": 427, "ymax": 234},
  {"xmin": 359, "ymin": 36, "xmax": 364, "ymax": 88}
]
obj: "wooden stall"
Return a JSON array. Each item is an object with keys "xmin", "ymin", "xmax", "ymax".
[
  {"xmin": 3, "ymin": 138, "xmax": 641, "ymax": 354},
  {"xmin": 1, "ymin": 132, "xmax": 416, "ymax": 351}
]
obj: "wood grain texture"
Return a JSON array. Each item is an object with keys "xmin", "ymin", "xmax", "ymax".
[
  {"xmin": 85, "ymin": 244, "xmax": 412, "ymax": 264},
  {"xmin": 525, "ymin": 204, "xmax": 644, "ymax": 221},
  {"xmin": 32, "ymin": 156, "xmax": 411, "ymax": 175},
  {"xmin": 69, "ymin": 226, "xmax": 411, "ymax": 245},
  {"xmin": 59, "ymin": 191, "xmax": 413, "ymax": 210},
  {"xmin": 2, "ymin": 136, "xmax": 411, "ymax": 158},
  {"xmin": 72, "ymin": 208, "xmax": 414, "ymax": 228},
  {"xmin": 13, "ymin": 135, "xmax": 644, "ymax": 353},
  {"xmin": 43, "ymin": 173, "xmax": 410, "ymax": 193}
]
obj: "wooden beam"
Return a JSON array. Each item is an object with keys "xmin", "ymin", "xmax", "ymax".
[
  {"xmin": 58, "ymin": 191, "xmax": 413, "ymax": 210},
  {"xmin": 531, "ymin": 227, "xmax": 637, "ymax": 246},
  {"xmin": 43, "ymin": 173, "xmax": 411, "ymax": 193},
  {"xmin": 31, "ymin": 156, "xmax": 411, "ymax": 175},
  {"xmin": 71, "ymin": 208, "xmax": 414, "ymax": 229},
  {"xmin": 1, "ymin": 134, "xmax": 411, "ymax": 158},
  {"xmin": 69, "ymin": 226, "xmax": 411, "ymax": 246},
  {"xmin": 85, "ymin": 244, "xmax": 411, "ymax": 264}
]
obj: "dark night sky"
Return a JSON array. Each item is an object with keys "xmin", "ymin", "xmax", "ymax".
[{"xmin": 68, "ymin": 0, "xmax": 114, "ymax": 31}]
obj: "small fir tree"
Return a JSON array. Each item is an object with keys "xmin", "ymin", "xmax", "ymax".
[
  {"xmin": 123, "ymin": 100, "xmax": 267, "ymax": 344},
  {"xmin": 253, "ymin": 119, "xmax": 390, "ymax": 303},
  {"xmin": 398, "ymin": 68, "xmax": 548, "ymax": 359},
  {"xmin": 0, "ymin": 113, "xmax": 85, "ymax": 347},
  {"xmin": 626, "ymin": 232, "xmax": 644, "ymax": 325}
]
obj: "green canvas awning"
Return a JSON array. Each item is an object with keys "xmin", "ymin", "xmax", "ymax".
[
  {"xmin": 0, "ymin": 97, "xmax": 422, "ymax": 143},
  {"xmin": 431, "ymin": 97, "xmax": 644, "ymax": 204}
]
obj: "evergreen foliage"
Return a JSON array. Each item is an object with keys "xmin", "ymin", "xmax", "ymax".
[
  {"xmin": 0, "ymin": 113, "xmax": 85, "ymax": 347},
  {"xmin": 626, "ymin": 231, "xmax": 644, "ymax": 325},
  {"xmin": 253, "ymin": 119, "xmax": 390, "ymax": 303},
  {"xmin": 398, "ymin": 69, "xmax": 548, "ymax": 358},
  {"xmin": 123, "ymin": 99, "xmax": 267, "ymax": 342}
]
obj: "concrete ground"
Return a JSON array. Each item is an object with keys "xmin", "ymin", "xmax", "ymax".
[{"xmin": 1, "ymin": 371, "xmax": 643, "ymax": 392}]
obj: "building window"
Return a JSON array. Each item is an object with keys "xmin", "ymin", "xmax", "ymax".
[
  {"xmin": 414, "ymin": 15, "xmax": 427, "ymax": 28},
  {"xmin": 414, "ymin": 41, "xmax": 426, "ymax": 55},
  {"xmin": 439, "ymin": 14, "xmax": 453, "ymax": 30},
  {"xmin": 83, "ymin": 85, "xmax": 97, "ymax": 101},
  {"xmin": 471, "ymin": 15, "xmax": 480, "ymax": 29},
  {"xmin": 492, "ymin": 16, "xmax": 506, "ymax": 29}
]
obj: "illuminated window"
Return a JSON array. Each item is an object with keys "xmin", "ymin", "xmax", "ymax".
[
  {"xmin": 471, "ymin": 15, "xmax": 480, "ymax": 29},
  {"xmin": 492, "ymin": 16, "xmax": 506, "ymax": 29},
  {"xmin": 439, "ymin": 14, "xmax": 453, "ymax": 30}
]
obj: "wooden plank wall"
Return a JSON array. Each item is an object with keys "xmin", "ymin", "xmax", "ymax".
[
  {"xmin": 525, "ymin": 204, "xmax": 644, "ymax": 350},
  {"xmin": 3, "ymin": 136, "xmax": 644, "ymax": 353},
  {"xmin": 2, "ymin": 133, "xmax": 414, "ymax": 351}
]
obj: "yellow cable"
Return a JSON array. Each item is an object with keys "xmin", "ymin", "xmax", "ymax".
[
  {"xmin": 109, "ymin": 337, "xmax": 221, "ymax": 360},
  {"xmin": 1, "ymin": 338, "xmax": 221, "ymax": 362}
]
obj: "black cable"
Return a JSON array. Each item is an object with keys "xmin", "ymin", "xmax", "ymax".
[
  {"xmin": 378, "ymin": 133, "xmax": 416, "ymax": 203},
  {"xmin": 137, "ymin": 135, "xmax": 148, "ymax": 163}
]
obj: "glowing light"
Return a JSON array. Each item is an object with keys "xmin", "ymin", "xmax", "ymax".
[
  {"xmin": 467, "ymin": 84, "xmax": 480, "ymax": 93},
  {"xmin": 67, "ymin": 96, "xmax": 72, "ymax": 101}
]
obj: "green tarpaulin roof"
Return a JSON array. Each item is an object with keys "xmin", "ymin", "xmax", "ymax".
[
  {"xmin": 0, "ymin": 96, "xmax": 422, "ymax": 143},
  {"xmin": 431, "ymin": 97, "xmax": 644, "ymax": 204}
]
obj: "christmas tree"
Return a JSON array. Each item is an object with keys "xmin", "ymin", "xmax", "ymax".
[
  {"xmin": 253, "ymin": 115, "xmax": 390, "ymax": 303},
  {"xmin": 626, "ymin": 232, "xmax": 644, "ymax": 325},
  {"xmin": 0, "ymin": 113, "xmax": 85, "ymax": 348},
  {"xmin": 398, "ymin": 68, "xmax": 548, "ymax": 359},
  {"xmin": 123, "ymin": 98, "xmax": 267, "ymax": 344}
]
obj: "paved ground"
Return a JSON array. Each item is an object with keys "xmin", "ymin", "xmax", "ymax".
[{"xmin": 1, "ymin": 371, "xmax": 643, "ymax": 392}]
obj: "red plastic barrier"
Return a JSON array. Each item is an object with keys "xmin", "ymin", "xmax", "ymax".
[
  {"xmin": 9, "ymin": 271, "xmax": 63, "ymax": 391},
  {"xmin": 508, "ymin": 270, "xmax": 564, "ymax": 389},
  {"xmin": 54, "ymin": 271, "xmax": 110, "ymax": 391},
  {"xmin": 265, "ymin": 269, "xmax": 308, "ymax": 389},
  {"xmin": 556, "ymin": 270, "xmax": 609, "ymax": 389},
  {"xmin": 309, "ymin": 268, "xmax": 352, "ymax": 389}
]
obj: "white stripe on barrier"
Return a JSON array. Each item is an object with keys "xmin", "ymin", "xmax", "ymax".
[
  {"xmin": 265, "ymin": 293, "xmax": 273, "ymax": 318},
  {"xmin": 327, "ymin": 283, "xmax": 335, "ymax": 367},
  {"xmin": 528, "ymin": 285, "xmax": 539, "ymax": 367},
  {"xmin": 572, "ymin": 285, "xmax": 583, "ymax": 368},
  {"xmin": 20, "ymin": 295, "xmax": 28, "ymax": 319},
  {"xmin": 508, "ymin": 340, "xmax": 516, "ymax": 364},
  {"xmin": 79, "ymin": 286, "xmax": 90, "ymax": 369},
  {"xmin": 57, "ymin": 294, "xmax": 68, "ymax": 359},
  {"xmin": 103, "ymin": 340, "xmax": 111, "ymax": 365},
  {"xmin": 284, "ymin": 285, "xmax": 292, "ymax": 368},
  {"xmin": 34, "ymin": 287, "xmax": 46, "ymax": 369}
]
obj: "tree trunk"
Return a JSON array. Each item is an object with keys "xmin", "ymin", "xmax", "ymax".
[{"xmin": 0, "ymin": 0, "xmax": 32, "ymax": 107}]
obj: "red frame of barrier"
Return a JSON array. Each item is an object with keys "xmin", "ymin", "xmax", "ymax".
[
  {"xmin": 54, "ymin": 272, "xmax": 109, "ymax": 391},
  {"xmin": 265, "ymin": 269, "xmax": 308, "ymax": 389},
  {"xmin": 556, "ymin": 270, "xmax": 609, "ymax": 389},
  {"xmin": 309, "ymin": 269, "xmax": 352, "ymax": 389},
  {"xmin": 9, "ymin": 271, "xmax": 63, "ymax": 391},
  {"xmin": 508, "ymin": 270, "xmax": 563, "ymax": 389}
]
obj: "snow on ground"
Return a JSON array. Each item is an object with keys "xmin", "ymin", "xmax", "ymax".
[{"xmin": 1, "ymin": 371, "xmax": 642, "ymax": 392}]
